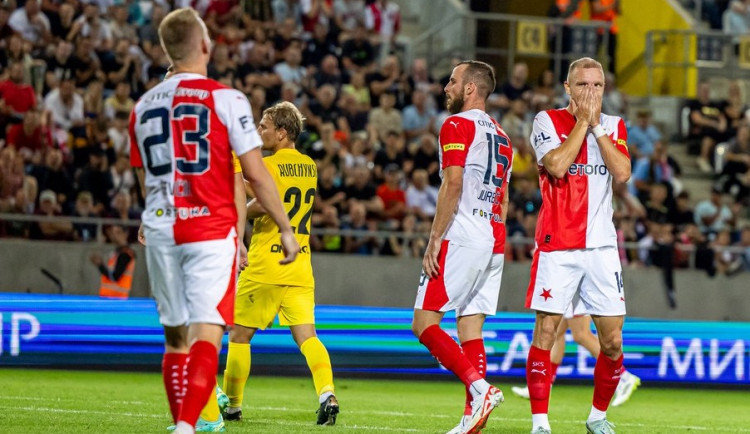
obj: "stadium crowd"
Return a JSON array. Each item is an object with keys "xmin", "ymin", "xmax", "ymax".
[{"xmin": 0, "ymin": 0, "xmax": 748, "ymax": 274}]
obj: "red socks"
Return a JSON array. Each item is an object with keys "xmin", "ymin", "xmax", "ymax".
[
  {"xmin": 162, "ymin": 352, "xmax": 188, "ymax": 423},
  {"xmin": 550, "ymin": 362, "xmax": 560, "ymax": 384},
  {"xmin": 419, "ymin": 325, "xmax": 482, "ymax": 387},
  {"xmin": 527, "ymin": 345, "xmax": 552, "ymax": 415},
  {"xmin": 177, "ymin": 340, "xmax": 219, "ymax": 426},
  {"xmin": 461, "ymin": 339, "xmax": 486, "ymax": 415},
  {"xmin": 593, "ymin": 353, "xmax": 624, "ymax": 411}
]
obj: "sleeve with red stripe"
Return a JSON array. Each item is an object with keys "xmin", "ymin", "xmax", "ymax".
[
  {"xmin": 614, "ymin": 117, "xmax": 630, "ymax": 158},
  {"xmin": 439, "ymin": 115, "xmax": 475, "ymax": 169},
  {"xmin": 129, "ymin": 108, "xmax": 143, "ymax": 168}
]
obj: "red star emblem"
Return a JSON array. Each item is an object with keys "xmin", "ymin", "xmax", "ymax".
[{"xmin": 540, "ymin": 288, "xmax": 553, "ymax": 301}]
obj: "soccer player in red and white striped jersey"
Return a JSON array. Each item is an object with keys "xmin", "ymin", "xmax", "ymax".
[
  {"xmin": 129, "ymin": 9, "xmax": 299, "ymax": 434},
  {"xmin": 525, "ymin": 57, "xmax": 631, "ymax": 434},
  {"xmin": 412, "ymin": 60, "xmax": 511, "ymax": 434}
]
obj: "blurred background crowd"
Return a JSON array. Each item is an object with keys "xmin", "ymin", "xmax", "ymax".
[{"xmin": 0, "ymin": 0, "xmax": 748, "ymax": 277}]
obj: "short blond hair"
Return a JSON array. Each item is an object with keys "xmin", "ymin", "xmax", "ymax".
[
  {"xmin": 158, "ymin": 8, "xmax": 206, "ymax": 65},
  {"xmin": 567, "ymin": 57, "xmax": 604, "ymax": 83},
  {"xmin": 263, "ymin": 102, "xmax": 306, "ymax": 142}
]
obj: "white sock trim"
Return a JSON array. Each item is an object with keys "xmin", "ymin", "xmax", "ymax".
[
  {"xmin": 588, "ymin": 405, "xmax": 607, "ymax": 422},
  {"xmin": 532, "ymin": 413, "xmax": 551, "ymax": 430},
  {"xmin": 319, "ymin": 391, "xmax": 334, "ymax": 404}
]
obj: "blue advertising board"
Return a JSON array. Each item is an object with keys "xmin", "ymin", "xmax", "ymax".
[{"xmin": 1, "ymin": 293, "xmax": 748, "ymax": 385}]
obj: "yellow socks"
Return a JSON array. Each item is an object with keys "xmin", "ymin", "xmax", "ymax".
[
  {"xmin": 223, "ymin": 342, "xmax": 251, "ymax": 408},
  {"xmin": 300, "ymin": 337, "xmax": 335, "ymax": 397},
  {"xmin": 198, "ymin": 382, "xmax": 220, "ymax": 423}
]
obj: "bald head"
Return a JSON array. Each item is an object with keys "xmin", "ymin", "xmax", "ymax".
[
  {"xmin": 159, "ymin": 8, "xmax": 210, "ymax": 67},
  {"xmin": 457, "ymin": 60, "xmax": 496, "ymax": 100}
]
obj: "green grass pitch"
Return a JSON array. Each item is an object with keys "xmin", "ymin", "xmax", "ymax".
[{"xmin": 2, "ymin": 368, "xmax": 749, "ymax": 433}]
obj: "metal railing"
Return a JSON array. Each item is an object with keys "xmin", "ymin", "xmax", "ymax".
[
  {"xmin": 645, "ymin": 29, "xmax": 750, "ymax": 96},
  {"xmin": 1, "ymin": 213, "xmax": 746, "ymax": 259},
  {"xmin": 409, "ymin": 11, "xmax": 611, "ymax": 82}
]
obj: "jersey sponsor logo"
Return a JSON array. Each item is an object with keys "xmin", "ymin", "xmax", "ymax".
[
  {"xmin": 278, "ymin": 163, "xmax": 317, "ymax": 178},
  {"xmin": 472, "ymin": 208, "xmax": 503, "ymax": 223},
  {"xmin": 270, "ymin": 244, "xmax": 309, "ymax": 254},
  {"xmin": 476, "ymin": 119, "xmax": 496, "ymax": 129},
  {"xmin": 442, "ymin": 143, "xmax": 465, "ymax": 152},
  {"xmin": 449, "ymin": 120, "xmax": 460, "ymax": 128},
  {"xmin": 617, "ymin": 138, "xmax": 627, "ymax": 146},
  {"xmin": 534, "ymin": 131, "xmax": 552, "ymax": 146},
  {"xmin": 567, "ymin": 163, "xmax": 609, "ymax": 176},
  {"xmin": 175, "ymin": 87, "xmax": 209, "ymax": 99},
  {"xmin": 159, "ymin": 180, "xmax": 192, "ymax": 198},
  {"xmin": 477, "ymin": 189, "xmax": 502, "ymax": 205},
  {"xmin": 154, "ymin": 206, "xmax": 211, "ymax": 219},
  {"xmin": 239, "ymin": 115, "xmax": 252, "ymax": 130}
]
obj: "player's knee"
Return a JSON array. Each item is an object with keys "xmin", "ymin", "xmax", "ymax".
[
  {"xmin": 411, "ymin": 319, "xmax": 423, "ymax": 338},
  {"xmin": 164, "ymin": 331, "xmax": 187, "ymax": 350},
  {"xmin": 599, "ymin": 331, "xmax": 623, "ymax": 358},
  {"xmin": 534, "ymin": 319, "xmax": 558, "ymax": 349}
]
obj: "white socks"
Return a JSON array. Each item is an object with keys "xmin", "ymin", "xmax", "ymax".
[
  {"xmin": 468, "ymin": 379, "xmax": 490, "ymax": 400},
  {"xmin": 532, "ymin": 413, "xmax": 551, "ymax": 430},
  {"xmin": 319, "ymin": 391, "xmax": 334, "ymax": 404},
  {"xmin": 588, "ymin": 405, "xmax": 607, "ymax": 422}
]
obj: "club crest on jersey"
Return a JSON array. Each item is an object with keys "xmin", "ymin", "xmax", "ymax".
[
  {"xmin": 568, "ymin": 163, "xmax": 609, "ymax": 176},
  {"xmin": 443, "ymin": 143, "xmax": 465, "ymax": 152}
]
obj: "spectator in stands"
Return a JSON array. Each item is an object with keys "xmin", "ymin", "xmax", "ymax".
[
  {"xmin": 739, "ymin": 225, "xmax": 750, "ymax": 271},
  {"xmin": 45, "ymin": 41, "xmax": 75, "ymax": 89},
  {"xmin": 502, "ymin": 98, "xmax": 532, "ymax": 142},
  {"xmin": 30, "ymin": 189, "xmax": 73, "ymax": 240},
  {"xmin": 364, "ymin": 0, "xmax": 401, "ymax": 56},
  {"xmin": 208, "ymin": 43, "xmax": 237, "ymax": 84},
  {"xmin": 368, "ymin": 91, "xmax": 402, "ymax": 142},
  {"xmin": 0, "ymin": 6, "xmax": 12, "ymax": 44},
  {"xmin": 28, "ymin": 148, "xmax": 72, "ymax": 207},
  {"xmin": 405, "ymin": 168, "xmax": 438, "ymax": 221},
  {"xmin": 309, "ymin": 121, "xmax": 342, "ymax": 168},
  {"xmin": 510, "ymin": 135, "xmax": 537, "ymax": 183},
  {"xmin": 628, "ymin": 108, "xmax": 661, "ymax": 160},
  {"xmin": 274, "ymin": 45, "xmax": 306, "ymax": 87},
  {"xmin": 312, "ymin": 54, "xmax": 346, "ymax": 92},
  {"xmin": 601, "ymin": 71, "xmax": 627, "ymax": 119},
  {"xmin": 316, "ymin": 162, "xmax": 346, "ymax": 213},
  {"xmin": 90, "ymin": 224, "xmax": 136, "ymax": 298},
  {"xmin": 6, "ymin": 110, "xmax": 52, "ymax": 161},
  {"xmin": 341, "ymin": 24, "xmax": 375, "ymax": 71},
  {"xmin": 489, "ymin": 61, "xmax": 532, "ymax": 114},
  {"xmin": 237, "ymin": 44, "xmax": 281, "ymax": 97},
  {"xmin": 590, "ymin": 0, "xmax": 620, "ymax": 73},
  {"xmin": 75, "ymin": 148, "xmax": 113, "ymax": 215},
  {"xmin": 688, "ymin": 79, "xmax": 728, "ymax": 173},
  {"xmin": 71, "ymin": 191, "xmax": 98, "ymax": 241},
  {"xmin": 694, "ymin": 186, "xmax": 739, "ymax": 235},
  {"xmin": 109, "ymin": 4, "xmax": 137, "ymax": 43},
  {"xmin": 724, "ymin": 81, "xmax": 748, "ymax": 140},
  {"xmin": 139, "ymin": 4, "xmax": 166, "ymax": 53},
  {"xmin": 302, "ymin": 22, "xmax": 339, "ymax": 67},
  {"xmin": 273, "ymin": 17, "xmax": 300, "ymax": 55},
  {"xmin": 719, "ymin": 122, "xmax": 750, "ymax": 204},
  {"xmin": 0, "ymin": 147, "xmax": 23, "ymax": 201},
  {"xmin": 0, "ymin": 175, "xmax": 36, "ymax": 237},
  {"xmin": 511, "ymin": 177, "xmax": 542, "ymax": 239},
  {"xmin": 104, "ymin": 81, "xmax": 134, "ymax": 120},
  {"xmin": 612, "ymin": 181, "xmax": 646, "ymax": 223},
  {"xmin": 108, "ymin": 155, "xmax": 135, "ymax": 202},
  {"xmin": 342, "ymin": 71, "xmax": 371, "ymax": 109},
  {"xmin": 107, "ymin": 190, "xmax": 139, "ymax": 242},
  {"xmin": 144, "ymin": 45, "xmax": 170, "ymax": 90},
  {"xmin": 402, "ymin": 89, "xmax": 436, "ymax": 143},
  {"xmin": 366, "ymin": 54, "xmax": 409, "ymax": 109},
  {"xmin": 8, "ymin": 0, "xmax": 50, "ymax": 47},
  {"xmin": 723, "ymin": 0, "xmax": 750, "ymax": 47},
  {"xmin": 409, "ymin": 133, "xmax": 439, "ymax": 186},
  {"xmin": 249, "ymin": 86, "xmax": 267, "ymax": 128},
  {"xmin": 345, "ymin": 164, "xmax": 384, "ymax": 216},
  {"xmin": 339, "ymin": 91, "xmax": 369, "ymax": 133},
  {"xmin": 68, "ymin": 1, "xmax": 112, "ymax": 53},
  {"xmin": 376, "ymin": 164, "xmax": 406, "ymax": 221},
  {"xmin": 305, "ymin": 84, "xmax": 347, "ymax": 133},
  {"xmin": 408, "ymin": 57, "xmax": 442, "ymax": 106},
  {"xmin": 102, "ymin": 38, "xmax": 142, "ymax": 94},
  {"xmin": 373, "ymin": 130, "xmax": 408, "ymax": 182},
  {"xmin": 0, "ymin": 61, "xmax": 37, "ymax": 122},
  {"xmin": 644, "ymin": 182, "xmax": 672, "ymax": 224},
  {"xmin": 108, "ymin": 111, "xmax": 130, "ymax": 157},
  {"xmin": 341, "ymin": 134, "xmax": 371, "ymax": 176},
  {"xmin": 712, "ymin": 229, "xmax": 743, "ymax": 275},
  {"xmin": 47, "ymin": 2, "xmax": 75, "ymax": 42},
  {"xmin": 342, "ymin": 200, "xmax": 378, "ymax": 254},
  {"xmin": 531, "ymin": 69, "xmax": 563, "ymax": 112},
  {"xmin": 70, "ymin": 36, "xmax": 102, "ymax": 88},
  {"xmin": 44, "ymin": 76, "xmax": 84, "ymax": 133},
  {"xmin": 311, "ymin": 205, "xmax": 344, "ymax": 252},
  {"xmin": 300, "ymin": 0, "xmax": 333, "ymax": 33},
  {"xmin": 670, "ymin": 190, "xmax": 696, "ymax": 229},
  {"xmin": 630, "ymin": 141, "xmax": 681, "ymax": 204}
]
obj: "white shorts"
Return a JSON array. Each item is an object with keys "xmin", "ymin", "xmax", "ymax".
[
  {"xmin": 146, "ymin": 232, "xmax": 238, "ymax": 327},
  {"xmin": 526, "ymin": 246, "xmax": 625, "ymax": 316},
  {"xmin": 563, "ymin": 293, "xmax": 588, "ymax": 319},
  {"xmin": 415, "ymin": 240, "xmax": 504, "ymax": 316}
]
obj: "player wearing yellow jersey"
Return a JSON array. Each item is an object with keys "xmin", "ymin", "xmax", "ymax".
[{"xmin": 222, "ymin": 101, "xmax": 339, "ymax": 426}]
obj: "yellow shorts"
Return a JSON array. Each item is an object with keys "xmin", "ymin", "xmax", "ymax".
[{"xmin": 234, "ymin": 277, "xmax": 315, "ymax": 329}]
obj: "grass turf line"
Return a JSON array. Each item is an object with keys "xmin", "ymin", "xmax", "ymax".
[{"xmin": 1, "ymin": 369, "xmax": 749, "ymax": 433}]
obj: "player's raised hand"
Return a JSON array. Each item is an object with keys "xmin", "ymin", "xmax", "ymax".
[
  {"xmin": 422, "ymin": 239, "xmax": 441, "ymax": 279},
  {"xmin": 589, "ymin": 87, "xmax": 602, "ymax": 125},
  {"xmin": 278, "ymin": 230, "xmax": 301, "ymax": 265}
]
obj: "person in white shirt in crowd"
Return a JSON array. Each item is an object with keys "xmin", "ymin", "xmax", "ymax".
[
  {"xmin": 44, "ymin": 75, "xmax": 84, "ymax": 132},
  {"xmin": 8, "ymin": 0, "xmax": 50, "ymax": 47},
  {"xmin": 405, "ymin": 169, "xmax": 438, "ymax": 221}
]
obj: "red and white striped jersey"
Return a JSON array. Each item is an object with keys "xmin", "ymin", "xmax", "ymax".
[
  {"xmin": 129, "ymin": 72, "xmax": 262, "ymax": 246},
  {"xmin": 530, "ymin": 108, "xmax": 629, "ymax": 252},
  {"xmin": 439, "ymin": 109, "xmax": 513, "ymax": 254}
]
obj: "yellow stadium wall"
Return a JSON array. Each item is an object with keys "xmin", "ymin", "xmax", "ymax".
[{"xmin": 617, "ymin": 0, "xmax": 695, "ymax": 97}]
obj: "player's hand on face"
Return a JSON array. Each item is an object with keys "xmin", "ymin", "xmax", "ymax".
[
  {"xmin": 138, "ymin": 223, "xmax": 146, "ymax": 246},
  {"xmin": 422, "ymin": 239, "xmax": 441, "ymax": 279},
  {"xmin": 278, "ymin": 230, "xmax": 301, "ymax": 265},
  {"xmin": 589, "ymin": 87, "xmax": 602, "ymax": 125},
  {"xmin": 238, "ymin": 243, "xmax": 249, "ymax": 271}
]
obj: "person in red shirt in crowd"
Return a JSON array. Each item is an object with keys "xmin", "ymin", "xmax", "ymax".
[
  {"xmin": 6, "ymin": 110, "xmax": 53, "ymax": 161},
  {"xmin": 0, "ymin": 61, "xmax": 37, "ymax": 123},
  {"xmin": 376, "ymin": 163, "xmax": 407, "ymax": 221}
]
